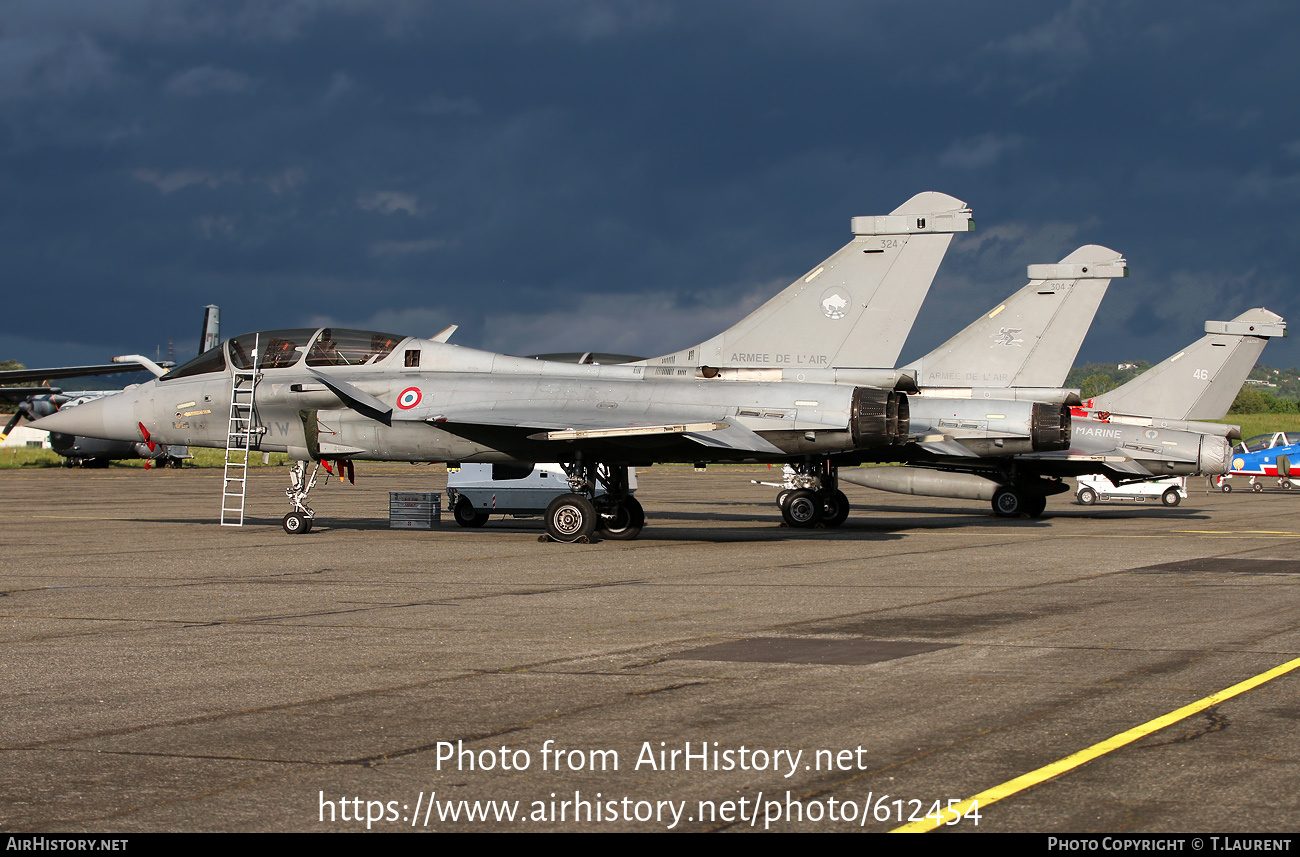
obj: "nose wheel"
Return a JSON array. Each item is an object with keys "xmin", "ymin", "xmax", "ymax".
[
  {"xmin": 283, "ymin": 511, "xmax": 313, "ymax": 533},
  {"xmin": 282, "ymin": 460, "xmax": 321, "ymax": 534}
]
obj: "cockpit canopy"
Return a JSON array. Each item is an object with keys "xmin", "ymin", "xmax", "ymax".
[
  {"xmin": 161, "ymin": 328, "xmax": 406, "ymax": 381},
  {"xmin": 1236, "ymin": 432, "xmax": 1295, "ymax": 454}
]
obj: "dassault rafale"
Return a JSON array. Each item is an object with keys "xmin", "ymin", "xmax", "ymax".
[{"xmin": 35, "ymin": 193, "xmax": 987, "ymax": 541}]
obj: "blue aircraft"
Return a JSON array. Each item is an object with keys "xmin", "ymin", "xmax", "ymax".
[{"xmin": 1216, "ymin": 432, "xmax": 1300, "ymax": 492}]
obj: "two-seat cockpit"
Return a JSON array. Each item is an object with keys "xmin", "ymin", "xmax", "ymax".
[
  {"xmin": 160, "ymin": 328, "xmax": 408, "ymax": 381},
  {"xmin": 1233, "ymin": 432, "xmax": 1296, "ymax": 456}
]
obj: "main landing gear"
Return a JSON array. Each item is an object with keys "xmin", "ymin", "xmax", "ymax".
[
  {"xmin": 282, "ymin": 459, "xmax": 322, "ymax": 534},
  {"xmin": 775, "ymin": 459, "xmax": 850, "ymax": 529},
  {"xmin": 542, "ymin": 458, "xmax": 644, "ymax": 543},
  {"xmin": 990, "ymin": 484, "xmax": 1052, "ymax": 518}
]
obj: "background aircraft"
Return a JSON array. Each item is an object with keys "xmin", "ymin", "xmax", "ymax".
[
  {"xmin": 1216, "ymin": 432, "xmax": 1300, "ymax": 492},
  {"xmin": 843, "ymin": 308, "xmax": 1286, "ymax": 515},
  {"xmin": 1, "ymin": 306, "xmax": 219, "ymax": 466}
]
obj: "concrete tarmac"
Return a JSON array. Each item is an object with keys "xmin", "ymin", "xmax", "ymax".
[{"xmin": 1, "ymin": 464, "xmax": 1297, "ymax": 833}]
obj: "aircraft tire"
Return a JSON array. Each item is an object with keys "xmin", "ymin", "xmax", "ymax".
[
  {"xmin": 1161, "ymin": 489, "xmax": 1181, "ymax": 507},
  {"xmin": 776, "ymin": 490, "xmax": 792, "ymax": 510},
  {"xmin": 1025, "ymin": 495, "xmax": 1047, "ymax": 517},
  {"xmin": 781, "ymin": 489, "xmax": 822, "ymax": 527},
  {"xmin": 992, "ymin": 487, "xmax": 1025, "ymax": 518},
  {"xmin": 599, "ymin": 496, "xmax": 644, "ymax": 541},
  {"xmin": 1078, "ymin": 488, "xmax": 1097, "ymax": 506},
  {"xmin": 453, "ymin": 496, "xmax": 489, "ymax": 528},
  {"xmin": 1221, "ymin": 483, "xmax": 1232, "ymax": 493},
  {"xmin": 820, "ymin": 490, "xmax": 850, "ymax": 527},
  {"xmin": 282, "ymin": 512, "xmax": 312, "ymax": 534},
  {"xmin": 1253, "ymin": 482, "xmax": 1264, "ymax": 493},
  {"xmin": 545, "ymin": 494, "xmax": 597, "ymax": 543},
  {"xmin": 1283, "ymin": 479, "xmax": 1294, "ymax": 490}
]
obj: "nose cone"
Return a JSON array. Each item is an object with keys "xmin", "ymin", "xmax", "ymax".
[{"xmin": 29, "ymin": 392, "xmax": 139, "ymax": 442}]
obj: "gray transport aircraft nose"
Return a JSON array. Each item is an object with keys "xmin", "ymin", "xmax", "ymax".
[{"xmin": 29, "ymin": 391, "xmax": 139, "ymax": 442}]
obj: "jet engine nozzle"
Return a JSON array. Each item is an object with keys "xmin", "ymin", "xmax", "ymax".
[
  {"xmin": 1198, "ymin": 434, "xmax": 1232, "ymax": 475},
  {"xmin": 850, "ymin": 387, "xmax": 910, "ymax": 447},
  {"xmin": 1030, "ymin": 402, "xmax": 1072, "ymax": 452}
]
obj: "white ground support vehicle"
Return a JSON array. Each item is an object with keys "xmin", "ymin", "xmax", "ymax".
[
  {"xmin": 1075, "ymin": 474, "xmax": 1187, "ymax": 507},
  {"xmin": 447, "ymin": 463, "xmax": 639, "ymax": 534}
]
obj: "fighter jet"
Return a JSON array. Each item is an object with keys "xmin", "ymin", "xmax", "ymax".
[
  {"xmin": 32, "ymin": 194, "xmax": 975, "ymax": 540},
  {"xmin": 753, "ymin": 244, "xmax": 1128, "ymax": 524},
  {"xmin": 842, "ymin": 308, "xmax": 1287, "ymax": 516}
]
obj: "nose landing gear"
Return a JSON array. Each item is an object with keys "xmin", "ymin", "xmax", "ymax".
[{"xmin": 282, "ymin": 460, "xmax": 321, "ymax": 534}]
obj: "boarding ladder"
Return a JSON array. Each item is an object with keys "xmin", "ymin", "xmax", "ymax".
[{"xmin": 221, "ymin": 336, "xmax": 261, "ymax": 526}]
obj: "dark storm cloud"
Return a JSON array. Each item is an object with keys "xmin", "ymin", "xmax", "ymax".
[{"xmin": 2, "ymin": 0, "xmax": 1298, "ymax": 375}]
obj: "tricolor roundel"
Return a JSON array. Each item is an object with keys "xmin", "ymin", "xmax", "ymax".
[{"xmin": 397, "ymin": 387, "xmax": 422, "ymax": 409}]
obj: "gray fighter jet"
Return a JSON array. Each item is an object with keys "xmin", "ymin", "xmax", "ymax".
[
  {"xmin": 842, "ymin": 308, "xmax": 1287, "ymax": 516},
  {"xmin": 764, "ymin": 244, "xmax": 1131, "ymax": 525},
  {"xmin": 33, "ymin": 194, "xmax": 976, "ymax": 540}
]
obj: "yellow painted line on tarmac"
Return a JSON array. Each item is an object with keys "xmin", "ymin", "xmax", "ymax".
[
  {"xmin": 892, "ymin": 655, "xmax": 1300, "ymax": 833},
  {"xmin": 1174, "ymin": 530, "xmax": 1300, "ymax": 535}
]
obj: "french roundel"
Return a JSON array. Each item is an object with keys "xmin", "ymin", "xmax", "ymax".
[{"xmin": 397, "ymin": 387, "xmax": 422, "ymax": 409}]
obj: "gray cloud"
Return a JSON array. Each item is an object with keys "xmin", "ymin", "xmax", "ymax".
[
  {"xmin": 357, "ymin": 191, "xmax": 422, "ymax": 216},
  {"xmin": 2, "ymin": 0, "xmax": 1299, "ymax": 374},
  {"xmin": 133, "ymin": 168, "xmax": 243, "ymax": 194},
  {"xmin": 166, "ymin": 65, "xmax": 255, "ymax": 96},
  {"xmin": 368, "ymin": 238, "xmax": 450, "ymax": 257},
  {"xmin": 938, "ymin": 133, "xmax": 1027, "ymax": 170}
]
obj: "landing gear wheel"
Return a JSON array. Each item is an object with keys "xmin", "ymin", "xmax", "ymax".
[
  {"xmin": 1283, "ymin": 479, "xmax": 1294, "ymax": 490},
  {"xmin": 992, "ymin": 487, "xmax": 1026, "ymax": 518},
  {"xmin": 599, "ymin": 496, "xmax": 644, "ymax": 540},
  {"xmin": 1220, "ymin": 482, "xmax": 1232, "ymax": 494},
  {"xmin": 283, "ymin": 512, "xmax": 312, "ymax": 534},
  {"xmin": 776, "ymin": 489, "xmax": 792, "ymax": 510},
  {"xmin": 782, "ymin": 488, "xmax": 822, "ymax": 527},
  {"xmin": 1253, "ymin": 482, "xmax": 1264, "ymax": 493},
  {"xmin": 545, "ymin": 494, "xmax": 597, "ymax": 543},
  {"xmin": 1025, "ymin": 495, "xmax": 1047, "ymax": 518},
  {"xmin": 1161, "ymin": 488, "xmax": 1181, "ymax": 507},
  {"xmin": 820, "ymin": 490, "xmax": 850, "ymax": 527},
  {"xmin": 1078, "ymin": 488, "xmax": 1098, "ymax": 506},
  {"xmin": 453, "ymin": 496, "xmax": 489, "ymax": 528}
]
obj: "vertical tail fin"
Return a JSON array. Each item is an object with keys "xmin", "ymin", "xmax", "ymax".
[
  {"xmin": 200, "ymin": 305, "xmax": 221, "ymax": 354},
  {"xmin": 1091, "ymin": 308, "xmax": 1286, "ymax": 420},
  {"xmin": 906, "ymin": 245, "xmax": 1127, "ymax": 389},
  {"xmin": 646, "ymin": 192, "xmax": 972, "ymax": 372}
]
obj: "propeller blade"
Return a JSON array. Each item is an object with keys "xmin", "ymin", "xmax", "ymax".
[{"xmin": 1, "ymin": 410, "xmax": 24, "ymax": 440}]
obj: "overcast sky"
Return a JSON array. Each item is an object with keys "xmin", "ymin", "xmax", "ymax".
[{"xmin": 3, "ymin": 0, "xmax": 1298, "ymax": 373}]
